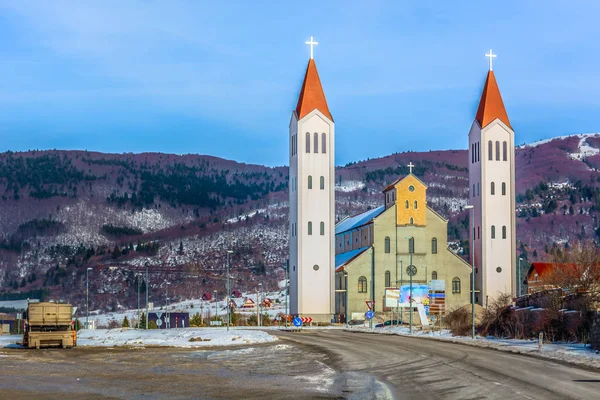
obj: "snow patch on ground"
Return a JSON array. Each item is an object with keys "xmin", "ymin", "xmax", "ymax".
[
  {"xmin": 336, "ymin": 181, "xmax": 365, "ymax": 192},
  {"xmin": 520, "ymin": 133, "xmax": 600, "ymax": 150},
  {"xmin": 569, "ymin": 136, "xmax": 600, "ymax": 163},
  {"xmin": 77, "ymin": 328, "xmax": 277, "ymax": 347}
]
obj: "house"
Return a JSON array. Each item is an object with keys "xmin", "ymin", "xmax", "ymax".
[
  {"xmin": 527, "ymin": 263, "xmax": 557, "ymax": 294},
  {"xmin": 261, "ymin": 298, "xmax": 273, "ymax": 308},
  {"xmin": 241, "ymin": 298, "xmax": 256, "ymax": 309},
  {"xmin": 201, "ymin": 293, "xmax": 213, "ymax": 301},
  {"xmin": 231, "ymin": 290, "xmax": 242, "ymax": 298}
]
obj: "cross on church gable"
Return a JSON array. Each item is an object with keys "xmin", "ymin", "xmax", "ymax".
[{"xmin": 407, "ymin": 162, "xmax": 415, "ymax": 174}]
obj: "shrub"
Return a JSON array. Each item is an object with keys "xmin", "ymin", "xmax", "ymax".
[{"xmin": 445, "ymin": 307, "xmax": 472, "ymax": 336}]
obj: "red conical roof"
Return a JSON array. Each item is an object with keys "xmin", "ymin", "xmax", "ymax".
[
  {"xmin": 475, "ymin": 71, "xmax": 511, "ymax": 130},
  {"xmin": 295, "ymin": 59, "xmax": 333, "ymax": 121}
]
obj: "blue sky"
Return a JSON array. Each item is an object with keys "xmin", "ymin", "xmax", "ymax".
[{"xmin": 1, "ymin": 1, "xmax": 599, "ymax": 166}]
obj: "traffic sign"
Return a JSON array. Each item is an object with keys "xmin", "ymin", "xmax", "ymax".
[
  {"xmin": 293, "ymin": 317, "xmax": 302, "ymax": 327},
  {"xmin": 366, "ymin": 301, "xmax": 375, "ymax": 310},
  {"xmin": 301, "ymin": 317, "xmax": 313, "ymax": 324},
  {"xmin": 365, "ymin": 310, "xmax": 374, "ymax": 320},
  {"xmin": 156, "ymin": 318, "xmax": 163, "ymax": 327}
]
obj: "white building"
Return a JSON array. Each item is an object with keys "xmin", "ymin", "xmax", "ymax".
[
  {"xmin": 288, "ymin": 40, "xmax": 335, "ymax": 322},
  {"xmin": 468, "ymin": 52, "xmax": 516, "ymax": 306}
]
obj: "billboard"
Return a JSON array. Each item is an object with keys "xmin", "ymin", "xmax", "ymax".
[
  {"xmin": 398, "ymin": 284, "xmax": 430, "ymax": 307},
  {"xmin": 385, "ymin": 288, "xmax": 399, "ymax": 308}
]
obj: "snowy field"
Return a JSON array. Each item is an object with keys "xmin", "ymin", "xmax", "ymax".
[
  {"xmin": 77, "ymin": 328, "xmax": 277, "ymax": 348},
  {"xmin": 350, "ymin": 326, "xmax": 600, "ymax": 369}
]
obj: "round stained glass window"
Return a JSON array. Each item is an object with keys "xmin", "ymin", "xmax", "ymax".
[
  {"xmin": 408, "ymin": 185, "xmax": 415, "ymax": 192},
  {"xmin": 313, "ymin": 265, "xmax": 319, "ymax": 271}
]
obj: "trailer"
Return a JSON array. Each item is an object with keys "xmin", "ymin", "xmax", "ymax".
[{"xmin": 23, "ymin": 302, "xmax": 76, "ymax": 349}]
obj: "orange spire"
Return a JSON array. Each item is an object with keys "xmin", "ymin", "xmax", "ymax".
[
  {"xmin": 295, "ymin": 59, "xmax": 333, "ymax": 121},
  {"xmin": 475, "ymin": 71, "xmax": 511, "ymax": 130}
]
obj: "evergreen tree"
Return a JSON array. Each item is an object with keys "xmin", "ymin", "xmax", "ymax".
[
  {"xmin": 140, "ymin": 312, "xmax": 147, "ymax": 328},
  {"xmin": 122, "ymin": 316, "xmax": 130, "ymax": 328},
  {"xmin": 74, "ymin": 318, "xmax": 81, "ymax": 331},
  {"xmin": 178, "ymin": 241, "xmax": 184, "ymax": 254},
  {"xmin": 148, "ymin": 320, "xmax": 158, "ymax": 329}
]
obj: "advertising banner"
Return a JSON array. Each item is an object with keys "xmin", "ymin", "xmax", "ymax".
[{"xmin": 398, "ymin": 284, "xmax": 430, "ymax": 307}]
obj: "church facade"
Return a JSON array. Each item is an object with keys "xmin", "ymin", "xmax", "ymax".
[
  {"xmin": 288, "ymin": 43, "xmax": 335, "ymax": 322},
  {"xmin": 468, "ymin": 53, "xmax": 517, "ymax": 306},
  {"xmin": 334, "ymin": 170, "xmax": 472, "ymax": 322}
]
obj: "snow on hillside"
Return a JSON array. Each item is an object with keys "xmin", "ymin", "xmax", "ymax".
[
  {"xmin": 520, "ymin": 132, "xmax": 600, "ymax": 149},
  {"xmin": 336, "ymin": 180, "xmax": 365, "ymax": 192},
  {"xmin": 569, "ymin": 136, "xmax": 600, "ymax": 162},
  {"xmin": 77, "ymin": 328, "xmax": 278, "ymax": 347}
]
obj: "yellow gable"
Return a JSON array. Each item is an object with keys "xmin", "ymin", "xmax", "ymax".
[{"xmin": 394, "ymin": 174, "xmax": 427, "ymax": 226}]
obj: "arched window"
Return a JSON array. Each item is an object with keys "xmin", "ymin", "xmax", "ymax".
[
  {"xmin": 358, "ymin": 276, "xmax": 367, "ymax": 293},
  {"xmin": 496, "ymin": 141, "xmax": 500, "ymax": 161},
  {"xmin": 409, "ymin": 217, "xmax": 414, "ymax": 225},
  {"xmin": 405, "ymin": 200, "xmax": 409, "ymax": 209},
  {"xmin": 414, "ymin": 200, "xmax": 418, "ymax": 209},
  {"xmin": 308, "ymin": 175, "xmax": 312, "ymax": 189},
  {"xmin": 452, "ymin": 277, "xmax": 461, "ymax": 294},
  {"xmin": 308, "ymin": 221, "xmax": 312, "ymax": 235},
  {"xmin": 314, "ymin": 132, "xmax": 319, "ymax": 153},
  {"xmin": 385, "ymin": 270, "xmax": 391, "ymax": 287},
  {"xmin": 408, "ymin": 237, "xmax": 414, "ymax": 253},
  {"xmin": 322, "ymin": 133, "xmax": 326, "ymax": 154},
  {"xmin": 384, "ymin": 236, "xmax": 390, "ymax": 253},
  {"xmin": 320, "ymin": 176, "xmax": 325, "ymax": 190},
  {"xmin": 431, "ymin": 238, "xmax": 438, "ymax": 254},
  {"xmin": 305, "ymin": 132, "xmax": 310, "ymax": 153},
  {"xmin": 491, "ymin": 225, "xmax": 496, "ymax": 239},
  {"xmin": 488, "ymin": 141, "xmax": 493, "ymax": 160},
  {"xmin": 320, "ymin": 221, "xmax": 325, "ymax": 236},
  {"xmin": 503, "ymin": 141, "xmax": 507, "ymax": 161},
  {"xmin": 432, "ymin": 271, "xmax": 438, "ymax": 280},
  {"xmin": 502, "ymin": 225, "xmax": 507, "ymax": 239},
  {"xmin": 491, "ymin": 182, "xmax": 495, "ymax": 195},
  {"xmin": 502, "ymin": 182, "xmax": 506, "ymax": 196}
]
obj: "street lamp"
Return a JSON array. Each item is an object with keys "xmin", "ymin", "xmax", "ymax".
[
  {"xmin": 145, "ymin": 262, "xmax": 149, "ymax": 330},
  {"xmin": 405, "ymin": 236, "xmax": 414, "ymax": 334},
  {"xmin": 226, "ymin": 250, "xmax": 233, "ymax": 331},
  {"xmin": 518, "ymin": 257, "xmax": 523, "ymax": 297},
  {"xmin": 86, "ymin": 267, "xmax": 92, "ymax": 329},
  {"xmin": 213, "ymin": 289, "xmax": 218, "ymax": 324},
  {"xmin": 343, "ymin": 270, "xmax": 349, "ymax": 328},
  {"xmin": 137, "ymin": 273, "xmax": 141, "ymax": 329},
  {"xmin": 258, "ymin": 283, "xmax": 262, "ymax": 327},
  {"xmin": 165, "ymin": 282, "xmax": 171, "ymax": 329},
  {"xmin": 465, "ymin": 205, "xmax": 476, "ymax": 339},
  {"xmin": 281, "ymin": 261, "xmax": 289, "ymax": 328}
]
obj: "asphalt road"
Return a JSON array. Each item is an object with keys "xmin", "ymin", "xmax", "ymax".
[{"xmin": 274, "ymin": 330, "xmax": 600, "ymax": 400}]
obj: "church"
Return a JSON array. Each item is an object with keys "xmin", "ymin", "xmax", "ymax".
[{"xmin": 288, "ymin": 40, "xmax": 516, "ymax": 323}]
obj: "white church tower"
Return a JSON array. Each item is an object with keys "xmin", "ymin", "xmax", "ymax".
[
  {"xmin": 468, "ymin": 50, "xmax": 516, "ymax": 307},
  {"xmin": 289, "ymin": 37, "xmax": 335, "ymax": 322}
]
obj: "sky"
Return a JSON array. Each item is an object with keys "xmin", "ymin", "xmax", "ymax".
[{"xmin": 1, "ymin": 1, "xmax": 600, "ymax": 167}]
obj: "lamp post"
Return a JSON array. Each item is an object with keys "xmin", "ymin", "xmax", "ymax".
[
  {"xmin": 258, "ymin": 283, "xmax": 262, "ymax": 327},
  {"xmin": 399, "ymin": 260, "xmax": 403, "ymax": 325},
  {"xmin": 137, "ymin": 273, "xmax": 141, "ymax": 329},
  {"xmin": 518, "ymin": 257, "xmax": 523, "ymax": 298},
  {"xmin": 165, "ymin": 282, "xmax": 171, "ymax": 329},
  {"xmin": 86, "ymin": 267, "xmax": 92, "ymax": 329},
  {"xmin": 465, "ymin": 205, "xmax": 475, "ymax": 339},
  {"xmin": 405, "ymin": 237, "xmax": 414, "ymax": 334},
  {"xmin": 282, "ymin": 260, "xmax": 289, "ymax": 328},
  {"xmin": 226, "ymin": 250, "xmax": 233, "ymax": 331},
  {"xmin": 343, "ymin": 271, "xmax": 348, "ymax": 328},
  {"xmin": 214, "ymin": 289, "xmax": 218, "ymax": 324},
  {"xmin": 145, "ymin": 262, "xmax": 149, "ymax": 330}
]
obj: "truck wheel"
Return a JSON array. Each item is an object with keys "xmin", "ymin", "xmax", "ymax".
[{"xmin": 35, "ymin": 344, "xmax": 40, "ymax": 350}]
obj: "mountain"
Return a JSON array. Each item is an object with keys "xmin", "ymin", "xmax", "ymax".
[{"xmin": 2, "ymin": 133, "xmax": 600, "ymax": 313}]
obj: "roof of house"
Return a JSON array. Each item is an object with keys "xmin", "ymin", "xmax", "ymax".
[
  {"xmin": 383, "ymin": 172, "xmax": 428, "ymax": 192},
  {"xmin": 295, "ymin": 59, "xmax": 333, "ymax": 121},
  {"xmin": 335, "ymin": 206, "xmax": 384, "ymax": 235},
  {"xmin": 475, "ymin": 70, "xmax": 511, "ymax": 130},
  {"xmin": 335, "ymin": 246, "xmax": 370, "ymax": 272},
  {"xmin": 528, "ymin": 262, "xmax": 555, "ymax": 278}
]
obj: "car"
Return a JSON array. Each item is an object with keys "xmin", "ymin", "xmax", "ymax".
[{"xmin": 375, "ymin": 320, "xmax": 403, "ymax": 328}]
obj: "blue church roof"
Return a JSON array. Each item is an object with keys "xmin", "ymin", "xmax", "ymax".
[
  {"xmin": 335, "ymin": 246, "xmax": 370, "ymax": 271},
  {"xmin": 335, "ymin": 206, "xmax": 385, "ymax": 235}
]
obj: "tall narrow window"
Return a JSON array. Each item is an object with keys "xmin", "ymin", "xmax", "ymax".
[
  {"xmin": 322, "ymin": 133, "xmax": 326, "ymax": 154},
  {"xmin": 408, "ymin": 237, "xmax": 414, "ymax": 254},
  {"xmin": 306, "ymin": 132, "xmax": 310, "ymax": 153},
  {"xmin": 405, "ymin": 200, "xmax": 409, "ymax": 209},
  {"xmin": 431, "ymin": 238, "xmax": 438, "ymax": 254},
  {"xmin": 477, "ymin": 142, "xmax": 480, "ymax": 162},
  {"xmin": 308, "ymin": 221, "xmax": 312, "ymax": 235},
  {"xmin": 472, "ymin": 184, "xmax": 475, "ymax": 197},
  {"xmin": 502, "ymin": 182, "xmax": 506, "ymax": 195},
  {"xmin": 452, "ymin": 278, "xmax": 461, "ymax": 294},
  {"xmin": 409, "ymin": 217, "xmax": 414, "ymax": 225},
  {"xmin": 503, "ymin": 141, "xmax": 507, "ymax": 161},
  {"xmin": 491, "ymin": 182, "xmax": 495, "ymax": 195},
  {"xmin": 414, "ymin": 200, "xmax": 418, "ymax": 209},
  {"xmin": 488, "ymin": 140, "xmax": 493, "ymax": 160},
  {"xmin": 471, "ymin": 144, "xmax": 474, "ymax": 163},
  {"xmin": 308, "ymin": 175, "xmax": 312, "ymax": 189},
  {"xmin": 502, "ymin": 225, "xmax": 506, "ymax": 239},
  {"xmin": 314, "ymin": 132, "xmax": 318, "ymax": 153},
  {"xmin": 496, "ymin": 141, "xmax": 500, "ymax": 160},
  {"xmin": 320, "ymin": 221, "xmax": 325, "ymax": 235},
  {"xmin": 432, "ymin": 271, "xmax": 438, "ymax": 280},
  {"xmin": 320, "ymin": 176, "xmax": 325, "ymax": 190},
  {"xmin": 491, "ymin": 225, "xmax": 496, "ymax": 239},
  {"xmin": 358, "ymin": 276, "xmax": 367, "ymax": 293},
  {"xmin": 478, "ymin": 226, "xmax": 480, "ymax": 239},
  {"xmin": 477, "ymin": 183, "xmax": 480, "ymax": 196},
  {"xmin": 385, "ymin": 271, "xmax": 391, "ymax": 287},
  {"xmin": 384, "ymin": 237, "xmax": 390, "ymax": 253}
]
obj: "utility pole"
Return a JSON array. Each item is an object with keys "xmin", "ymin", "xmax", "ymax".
[
  {"xmin": 465, "ymin": 205, "xmax": 475, "ymax": 339},
  {"xmin": 165, "ymin": 282, "xmax": 170, "ymax": 329},
  {"xmin": 282, "ymin": 260, "xmax": 289, "ymax": 328},
  {"xmin": 258, "ymin": 283, "xmax": 262, "ymax": 327},
  {"xmin": 405, "ymin": 237, "xmax": 414, "ymax": 334},
  {"xmin": 344, "ymin": 271, "xmax": 348, "ymax": 328},
  {"xmin": 518, "ymin": 257, "xmax": 523, "ymax": 298},
  {"xmin": 137, "ymin": 273, "xmax": 140, "ymax": 329},
  {"xmin": 86, "ymin": 267, "xmax": 92, "ymax": 329},
  {"xmin": 226, "ymin": 250, "xmax": 233, "ymax": 331},
  {"xmin": 145, "ymin": 262, "xmax": 149, "ymax": 330},
  {"xmin": 214, "ymin": 289, "xmax": 218, "ymax": 325}
]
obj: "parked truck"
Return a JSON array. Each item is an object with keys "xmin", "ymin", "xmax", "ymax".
[{"xmin": 23, "ymin": 302, "xmax": 76, "ymax": 349}]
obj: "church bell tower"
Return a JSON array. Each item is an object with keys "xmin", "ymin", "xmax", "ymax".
[
  {"xmin": 468, "ymin": 50, "xmax": 516, "ymax": 306},
  {"xmin": 289, "ymin": 37, "xmax": 335, "ymax": 322}
]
